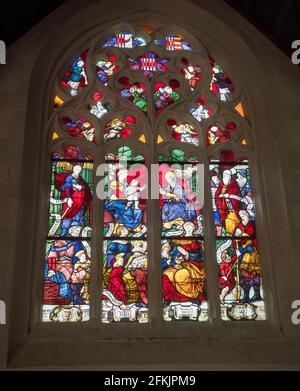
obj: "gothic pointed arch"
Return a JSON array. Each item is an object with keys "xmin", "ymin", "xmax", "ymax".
[
  {"xmin": 39, "ymin": 20, "xmax": 266, "ymax": 324},
  {"xmin": 8, "ymin": 0, "xmax": 298, "ymax": 369}
]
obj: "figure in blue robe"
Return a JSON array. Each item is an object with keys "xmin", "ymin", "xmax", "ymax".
[{"xmin": 105, "ymin": 199, "xmax": 143, "ymax": 231}]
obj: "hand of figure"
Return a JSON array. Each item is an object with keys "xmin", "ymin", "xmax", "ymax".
[
  {"xmin": 73, "ymin": 184, "xmax": 82, "ymax": 191},
  {"xmin": 69, "ymin": 81, "xmax": 80, "ymax": 89},
  {"xmin": 235, "ymin": 228, "xmax": 242, "ymax": 236}
]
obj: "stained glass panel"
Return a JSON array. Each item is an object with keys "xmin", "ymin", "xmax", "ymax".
[
  {"xmin": 54, "ymin": 95, "xmax": 64, "ymax": 110},
  {"xmin": 158, "ymin": 149, "xmax": 198, "ymax": 163},
  {"xmin": 162, "ymin": 239, "xmax": 208, "ymax": 322},
  {"xmin": 48, "ymin": 23, "xmax": 264, "ymax": 325},
  {"xmin": 167, "ymin": 119, "xmax": 198, "ymax": 146},
  {"xmin": 210, "ymin": 159, "xmax": 265, "ymax": 320},
  {"xmin": 210, "ymin": 58, "xmax": 235, "ymax": 102},
  {"xmin": 96, "ymin": 54, "xmax": 120, "ymax": 85},
  {"xmin": 61, "ymin": 50, "xmax": 88, "ymax": 96},
  {"xmin": 154, "ymin": 81, "xmax": 180, "ymax": 115},
  {"xmin": 52, "ymin": 146, "xmax": 94, "ymax": 161},
  {"xmin": 159, "ymin": 163, "xmax": 203, "ymax": 237},
  {"xmin": 48, "ymin": 160, "xmax": 93, "ymax": 238},
  {"xmin": 155, "ymin": 34, "xmax": 192, "ymax": 51},
  {"xmin": 105, "ymin": 146, "xmax": 144, "ymax": 162},
  {"xmin": 104, "ymin": 162, "xmax": 147, "ymax": 238},
  {"xmin": 216, "ymin": 150, "xmax": 248, "ymax": 164},
  {"xmin": 52, "ymin": 132, "xmax": 59, "ymax": 141},
  {"xmin": 118, "ymin": 77, "xmax": 148, "ymax": 112},
  {"xmin": 62, "ymin": 117, "xmax": 96, "ymax": 143},
  {"xmin": 139, "ymin": 134, "xmax": 146, "ymax": 143},
  {"xmin": 102, "ymin": 240, "xmax": 148, "ymax": 323},
  {"xmin": 128, "ymin": 52, "xmax": 169, "ymax": 79},
  {"xmin": 210, "ymin": 162, "xmax": 254, "ymax": 237},
  {"xmin": 235, "ymin": 102, "xmax": 245, "ymax": 117},
  {"xmin": 217, "ymin": 239, "xmax": 265, "ymax": 321},
  {"xmin": 104, "ymin": 116, "xmax": 136, "ymax": 142},
  {"xmin": 88, "ymin": 92, "xmax": 110, "ymax": 119},
  {"xmin": 179, "ymin": 58, "xmax": 202, "ymax": 90},
  {"xmin": 103, "ymin": 32, "xmax": 148, "ymax": 48},
  {"xmin": 189, "ymin": 96, "xmax": 214, "ymax": 123},
  {"xmin": 157, "ymin": 135, "xmax": 164, "ymax": 144},
  {"xmin": 206, "ymin": 122, "xmax": 237, "ymax": 146},
  {"xmin": 43, "ymin": 239, "xmax": 91, "ymax": 322}
]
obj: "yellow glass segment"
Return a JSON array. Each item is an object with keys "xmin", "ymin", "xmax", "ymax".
[
  {"xmin": 157, "ymin": 135, "xmax": 164, "ymax": 144},
  {"xmin": 139, "ymin": 134, "xmax": 146, "ymax": 143},
  {"xmin": 54, "ymin": 95, "xmax": 64, "ymax": 108},
  {"xmin": 52, "ymin": 132, "xmax": 59, "ymax": 140},
  {"xmin": 235, "ymin": 102, "xmax": 245, "ymax": 117}
]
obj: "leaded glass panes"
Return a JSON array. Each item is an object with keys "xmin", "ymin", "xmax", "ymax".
[{"xmin": 44, "ymin": 23, "xmax": 265, "ymax": 324}]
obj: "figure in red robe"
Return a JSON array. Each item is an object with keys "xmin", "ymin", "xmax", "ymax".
[
  {"xmin": 54, "ymin": 164, "xmax": 92, "ymax": 236},
  {"xmin": 215, "ymin": 169, "xmax": 241, "ymax": 234},
  {"xmin": 162, "ymin": 240, "xmax": 206, "ymax": 303},
  {"xmin": 130, "ymin": 268, "xmax": 148, "ymax": 305},
  {"xmin": 234, "ymin": 209, "xmax": 256, "ymax": 237},
  {"xmin": 108, "ymin": 254, "xmax": 127, "ymax": 303},
  {"xmin": 219, "ymin": 250, "xmax": 237, "ymax": 303},
  {"xmin": 62, "ymin": 117, "xmax": 95, "ymax": 142},
  {"xmin": 206, "ymin": 122, "xmax": 236, "ymax": 146}
]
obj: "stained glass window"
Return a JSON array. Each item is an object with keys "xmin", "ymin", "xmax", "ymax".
[
  {"xmin": 167, "ymin": 119, "xmax": 198, "ymax": 146},
  {"xmin": 96, "ymin": 54, "xmax": 120, "ymax": 85},
  {"xmin": 61, "ymin": 50, "xmax": 88, "ymax": 96},
  {"xmin": 128, "ymin": 52, "xmax": 169, "ymax": 78},
  {"xmin": 210, "ymin": 58, "xmax": 235, "ymax": 102},
  {"xmin": 206, "ymin": 122, "xmax": 237, "ymax": 146},
  {"xmin": 118, "ymin": 77, "xmax": 148, "ymax": 112},
  {"xmin": 154, "ymin": 80, "xmax": 180, "ymax": 115},
  {"xmin": 61, "ymin": 117, "xmax": 96, "ymax": 143},
  {"xmin": 159, "ymin": 162, "xmax": 208, "ymax": 322},
  {"xmin": 189, "ymin": 96, "xmax": 214, "ymax": 123},
  {"xmin": 43, "ymin": 23, "xmax": 265, "ymax": 324},
  {"xmin": 179, "ymin": 58, "xmax": 202, "ymax": 90},
  {"xmin": 102, "ymin": 153, "xmax": 148, "ymax": 323},
  {"xmin": 155, "ymin": 34, "xmax": 193, "ymax": 51},
  {"xmin": 103, "ymin": 32, "xmax": 148, "ymax": 48},
  {"xmin": 88, "ymin": 92, "xmax": 111, "ymax": 119},
  {"xmin": 103, "ymin": 116, "xmax": 136, "ymax": 142},
  {"xmin": 210, "ymin": 153, "xmax": 265, "ymax": 320},
  {"xmin": 43, "ymin": 148, "xmax": 93, "ymax": 322}
]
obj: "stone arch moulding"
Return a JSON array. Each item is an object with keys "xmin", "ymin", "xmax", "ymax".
[{"xmin": 8, "ymin": 0, "xmax": 296, "ymax": 369}]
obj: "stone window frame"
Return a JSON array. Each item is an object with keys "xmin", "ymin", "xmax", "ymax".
[
  {"xmin": 8, "ymin": 4, "xmax": 294, "ymax": 368},
  {"xmin": 39, "ymin": 19, "xmax": 262, "ymax": 327}
]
